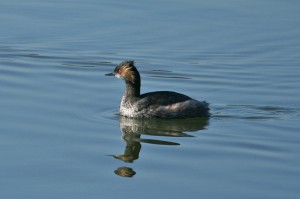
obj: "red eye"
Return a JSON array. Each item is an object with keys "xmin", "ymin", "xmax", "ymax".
[{"xmin": 118, "ymin": 69, "xmax": 122, "ymax": 73}]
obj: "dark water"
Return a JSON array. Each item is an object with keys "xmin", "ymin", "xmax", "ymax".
[{"xmin": 1, "ymin": 0, "xmax": 300, "ymax": 198}]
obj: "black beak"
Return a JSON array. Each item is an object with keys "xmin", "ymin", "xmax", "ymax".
[{"xmin": 105, "ymin": 72, "xmax": 116, "ymax": 76}]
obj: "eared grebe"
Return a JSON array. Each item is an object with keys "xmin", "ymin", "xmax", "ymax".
[{"xmin": 105, "ymin": 61, "xmax": 210, "ymax": 118}]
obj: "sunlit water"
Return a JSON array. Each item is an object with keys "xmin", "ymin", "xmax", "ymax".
[{"xmin": 1, "ymin": 0, "xmax": 300, "ymax": 199}]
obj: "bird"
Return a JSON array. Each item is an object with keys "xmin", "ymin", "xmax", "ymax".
[{"xmin": 105, "ymin": 60, "xmax": 210, "ymax": 118}]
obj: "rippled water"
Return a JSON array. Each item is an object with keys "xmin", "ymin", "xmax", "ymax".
[{"xmin": 1, "ymin": 0, "xmax": 300, "ymax": 199}]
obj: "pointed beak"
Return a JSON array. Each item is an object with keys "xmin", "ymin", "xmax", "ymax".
[{"xmin": 105, "ymin": 72, "xmax": 116, "ymax": 76}]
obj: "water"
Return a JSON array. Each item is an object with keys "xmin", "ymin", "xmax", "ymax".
[{"xmin": 1, "ymin": 0, "xmax": 300, "ymax": 198}]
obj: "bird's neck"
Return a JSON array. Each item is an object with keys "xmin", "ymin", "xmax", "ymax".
[{"xmin": 125, "ymin": 82, "xmax": 140, "ymax": 99}]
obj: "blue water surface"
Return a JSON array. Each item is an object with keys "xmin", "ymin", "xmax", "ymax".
[{"xmin": 1, "ymin": 0, "xmax": 300, "ymax": 199}]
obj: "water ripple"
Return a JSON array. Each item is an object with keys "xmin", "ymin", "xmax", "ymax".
[{"xmin": 212, "ymin": 104, "xmax": 298, "ymax": 120}]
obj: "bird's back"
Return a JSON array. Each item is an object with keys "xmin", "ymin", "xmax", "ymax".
[{"xmin": 121, "ymin": 91, "xmax": 209, "ymax": 118}]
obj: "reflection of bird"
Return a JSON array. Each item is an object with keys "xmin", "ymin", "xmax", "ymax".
[
  {"xmin": 112, "ymin": 116, "xmax": 209, "ymax": 177},
  {"xmin": 113, "ymin": 131, "xmax": 141, "ymax": 163},
  {"xmin": 106, "ymin": 61, "xmax": 210, "ymax": 118},
  {"xmin": 114, "ymin": 167, "xmax": 136, "ymax": 177}
]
